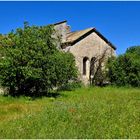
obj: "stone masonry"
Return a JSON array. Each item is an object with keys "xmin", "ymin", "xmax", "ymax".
[{"xmin": 54, "ymin": 20, "xmax": 116, "ymax": 85}]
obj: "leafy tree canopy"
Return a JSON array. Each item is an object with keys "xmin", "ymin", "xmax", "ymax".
[
  {"xmin": 0, "ymin": 22, "xmax": 77, "ymax": 97},
  {"xmin": 107, "ymin": 46, "xmax": 140, "ymax": 87}
]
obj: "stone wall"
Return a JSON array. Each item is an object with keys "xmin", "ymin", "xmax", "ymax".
[
  {"xmin": 0, "ymin": 87, "xmax": 4, "ymax": 95},
  {"xmin": 53, "ymin": 21, "xmax": 116, "ymax": 85},
  {"xmin": 54, "ymin": 22, "xmax": 70, "ymax": 43},
  {"xmin": 67, "ymin": 32, "xmax": 115, "ymax": 85}
]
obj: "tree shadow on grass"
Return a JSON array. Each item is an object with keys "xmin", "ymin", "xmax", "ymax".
[
  {"xmin": 40, "ymin": 91, "xmax": 61, "ymax": 98},
  {"xmin": 3, "ymin": 90, "xmax": 68, "ymax": 100},
  {"xmin": 34, "ymin": 90, "xmax": 69, "ymax": 99}
]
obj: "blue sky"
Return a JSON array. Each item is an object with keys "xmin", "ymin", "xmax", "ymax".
[{"xmin": 0, "ymin": 1, "xmax": 140, "ymax": 55}]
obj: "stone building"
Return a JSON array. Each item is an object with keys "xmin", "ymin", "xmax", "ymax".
[{"xmin": 54, "ymin": 20, "xmax": 116, "ymax": 85}]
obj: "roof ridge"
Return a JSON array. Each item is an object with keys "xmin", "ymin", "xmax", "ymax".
[{"xmin": 53, "ymin": 20, "xmax": 67, "ymax": 25}]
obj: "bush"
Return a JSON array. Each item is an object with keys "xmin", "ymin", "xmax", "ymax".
[
  {"xmin": 107, "ymin": 46, "xmax": 140, "ymax": 87},
  {"xmin": 0, "ymin": 22, "xmax": 77, "ymax": 97}
]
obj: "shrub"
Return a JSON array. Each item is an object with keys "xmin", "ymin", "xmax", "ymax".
[
  {"xmin": 0, "ymin": 22, "xmax": 77, "ymax": 97},
  {"xmin": 107, "ymin": 46, "xmax": 140, "ymax": 87}
]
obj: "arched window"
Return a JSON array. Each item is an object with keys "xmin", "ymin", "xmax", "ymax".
[
  {"xmin": 90, "ymin": 57, "xmax": 96, "ymax": 76},
  {"xmin": 83, "ymin": 57, "xmax": 89, "ymax": 75}
]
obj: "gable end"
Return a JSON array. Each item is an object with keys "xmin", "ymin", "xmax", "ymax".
[{"xmin": 62, "ymin": 28, "xmax": 116, "ymax": 50}]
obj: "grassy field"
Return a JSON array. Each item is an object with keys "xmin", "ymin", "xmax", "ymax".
[{"xmin": 0, "ymin": 87, "xmax": 139, "ymax": 139}]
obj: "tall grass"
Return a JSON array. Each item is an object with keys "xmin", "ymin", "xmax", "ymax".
[{"xmin": 0, "ymin": 87, "xmax": 139, "ymax": 139}]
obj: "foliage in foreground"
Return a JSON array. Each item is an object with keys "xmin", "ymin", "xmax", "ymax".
[
  {"xmin": 107, "ymin": 46, "xmax": 140, "ymax": 87},
  {"xmin": 0, "ymin": 87, "xmax": 139, "ymax": 139},
  {"xmin": 0, "ymin": 22, "xmax": 77, "ymax": 97}
]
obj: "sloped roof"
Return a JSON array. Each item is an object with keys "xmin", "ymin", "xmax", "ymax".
[
  {"xmin": 63, "ymin": 28, "xmax": 116, "ymax": 50},
  {"xmin": 66, "ymin": 28, "xmax": 93, "ymax": 43}
]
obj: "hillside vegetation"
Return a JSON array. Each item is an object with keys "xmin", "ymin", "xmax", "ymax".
[{"xmin": 0, "ymin": 87, "xmax": 139, "ymax": 139}]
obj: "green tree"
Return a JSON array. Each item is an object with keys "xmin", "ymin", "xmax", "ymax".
[
  {"xmin": 107, "ymin": 46, "xmax": 140, "ymax": 87},
  {"xmin": 0, "ymin": 22, "xmax": 77, "ymax": 96},
  {"xmin": 0, "ymin": 34, "xmax": 4, "ymax": 48}
]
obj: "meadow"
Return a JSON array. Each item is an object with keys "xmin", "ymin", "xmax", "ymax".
[{"xmin": 0, "ymin": 87, "xmax": 139, "ymax": 139}]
